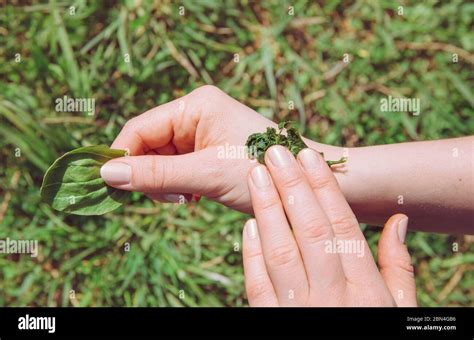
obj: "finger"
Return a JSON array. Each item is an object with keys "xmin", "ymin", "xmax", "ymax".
[
  {"xmin": 146, "ymin": 193, "xmax": 192, "ymax": 204},
  {"xmin": 100, "ymin": 147, "xmax": 224, "ymax": 196},
  {"xmin": 111, "ymin": 85, "xmax": 223, "ymax": 156},
  {"xmin": 378, "ymin": 214, "xmax": 417, "ymax": 307},
  {"xmin": 297, "ymin": 148, "xmax": 380, "ymax": 284},
  {"xmin": 243, "ymin": 219, "xmax": 279, "ymax": 307},
  {"xmin": 111, "ymin": 98, "xmax": 186, "ymax": 156},
  {"xmin": 142, "ymin": 147, "xmax": 200, "ymax": 203},
  {"xmin": 248, "ymin": 165, "xmax": 309, "ymax": 306},
  {"xmin": 264, "ymin": 146, "xmax": 345, "ymax": 292}
]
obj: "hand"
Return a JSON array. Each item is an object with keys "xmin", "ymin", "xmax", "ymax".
[
  {"xmin": 242, "ymin": 145, "xmax": 417, "ymax": 306},
  {"xmin": 100, "ymin": 85, "xmax": 281, "ymax": 213}
]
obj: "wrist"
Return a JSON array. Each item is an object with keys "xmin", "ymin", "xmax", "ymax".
[{"xmin": 303, "ymin": 138, "xmax": 348, "ymax": 162}]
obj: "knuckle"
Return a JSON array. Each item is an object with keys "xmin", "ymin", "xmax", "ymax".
[
  {"xmin": 246, "ymin": 279, "xmax": 271, "ymax": 303},
  {"xmin": 193, "ymin": 85, "xmax": 223, "ymax": 98},
  {"xmin": 299, "ymin": 215, "xmax": 333, "ymax": 245},
  {"xmin": 189, "ymin": 85, "xmax": 225, "ymax": 119},
  {"xmin": 266, "ymin": 243, "xmax": 299, "ymax": 268},
  {"xmin": 139, "ymin": 156, "xmax": 168, "ymax": 192},
  {"xmin": 310, "ymin": 172, "xmax": 334, "ymax": 191},
  {"xmin": 123, "ymin": 116, "xmax": 139, "ymax": 132},
  {"xmin": 254, "ymin": 193, "xmax": 282, "ymax": 213},
  {"xmin": 395, "ymin": 256, "xmax": 415, "ymax": 276},
  {"xmin": 279, "ymin": 172, "xmax": 305, "ymax": 190},
  {"xmin": 331, "ymin": 215, "xmax": 360, "ymax": 239},
  {"xmin": 380, "ymin": 253, "xmax": 415, "ymax": 277},
  {"xmin": 122, "ymin": 117, "xmax": 147, "ymax": 152},
  {"xmin": 245, "ymin": 248, "xmax": 264, "ymax": 261}
]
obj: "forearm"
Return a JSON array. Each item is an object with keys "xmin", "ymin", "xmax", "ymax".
[{"xmin": 306, "ymin": 137, "xmax": 474, "ymax": 234}]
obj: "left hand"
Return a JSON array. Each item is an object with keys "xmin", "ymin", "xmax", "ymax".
[{"xmin": 242, "ymin": 145, "xmax": 417, "ymax": 307}]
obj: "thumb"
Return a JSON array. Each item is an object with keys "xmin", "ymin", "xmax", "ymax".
[
  {"xmin": 100, "ymin": 147, "xmax": 223, "ymax": 197},
  {"xmin": 378, "ymin": 214, "xmax": 417, "ymax": 307}
]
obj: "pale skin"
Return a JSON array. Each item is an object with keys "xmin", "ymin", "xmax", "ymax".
[
  {"xmin": 101, "ymin": 85, "xmax": 474, "ymax": 235},
  {"xmin": 242, "ymin": 146, "xmax": 417, "ymax": 306}
]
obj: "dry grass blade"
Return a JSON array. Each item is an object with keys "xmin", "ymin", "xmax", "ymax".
[
  {"xmin": 0, "ymin": 170, "xmax": 21, "ymax": 223},
  {"xmin": 395, "ymin": 41, "xmax": 474, "ymax": 65}
]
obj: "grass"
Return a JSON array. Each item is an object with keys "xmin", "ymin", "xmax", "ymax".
[{"xmin": 0, "ymin": 0, "xmax": 473, "ymax": 307}]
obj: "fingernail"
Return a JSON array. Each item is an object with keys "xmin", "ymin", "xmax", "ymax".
[
  {"xmin": 398, "ymin": 216, "xmax": 408, "ymax": 244},
  {"xmin": 298, "ymin": 148, "xmax": 320, "ymax": 170},
  {"xmin": 163, "ymin": 194, "xmax": 188, "ymax": 204},
  {"xmin": 100, "ymin": 161, "xmax": 131, "ymax": 185},
  {"xmin": 251, "ymin": 166, "xmax": 270, "ymax": 188},
  {"xmin": 246, "ymin": 219, "xmax": 258, "ymax": 239},
  {"xmin": 267, "ymin": 146, "xmax": 292, "ymax": 167}
]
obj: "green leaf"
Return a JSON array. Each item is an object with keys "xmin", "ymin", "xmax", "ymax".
[
  {"xmin": 246, "ymin": 121, "xmax": 347, "ymax": 166},
  {"xmin": 40, "ymin": 145, "xmax": 131, "ymax": 216}
]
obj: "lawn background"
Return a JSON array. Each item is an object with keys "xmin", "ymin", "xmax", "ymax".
[{"xmin": 0, "ymin": 0, "xmax": 473, "ymax": 307}]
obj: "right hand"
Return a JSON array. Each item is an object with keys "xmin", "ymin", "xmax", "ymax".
[
  {"xmin": 100, "ymin": 85, "xmax": 277, "ymax": 213},
  {"xmin": 242, "ymin": 146, "xmax": 417, "ymax": 306}
]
